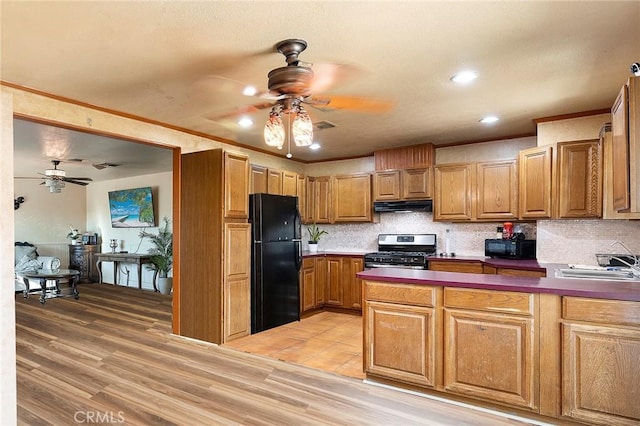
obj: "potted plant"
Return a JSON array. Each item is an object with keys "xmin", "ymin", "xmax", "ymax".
[
  {"xmin": 306, "ymin": 223, "xmax": 328, "ymax": 253},
  {"xmin": 66, "ymin": 226, "xmax": 81, "ymax": 245},
  {"xmin": 139, "ymin": 217, "xmax": 173, "ymax": 294}
]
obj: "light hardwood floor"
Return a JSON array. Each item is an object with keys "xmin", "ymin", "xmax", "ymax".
[{"xmin": 16, "ymin": 284, "xmax": 543, "ymax": 425}]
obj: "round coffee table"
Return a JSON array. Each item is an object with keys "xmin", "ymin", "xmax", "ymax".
[{"xmin": 21, "ymin": 269, "xmax": 80, "ymax": 304}]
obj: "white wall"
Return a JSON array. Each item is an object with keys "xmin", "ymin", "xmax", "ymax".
[{"xmin": 87, "ymin": 172, "xmax": 173, "ymax": 289}]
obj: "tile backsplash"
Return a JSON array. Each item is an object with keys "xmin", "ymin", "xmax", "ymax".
[{"xmin": 307, "ymin": 214, "xmax": 640, "ymax": 266}]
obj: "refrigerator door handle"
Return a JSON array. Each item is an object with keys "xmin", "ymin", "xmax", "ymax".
[
  {"xmin": 294, "ymin": 208, "xmax": 302, "ymax": 240},
  {"xmin": 294, "ymin": 240, "xmax": 302, "ymax": 271}
]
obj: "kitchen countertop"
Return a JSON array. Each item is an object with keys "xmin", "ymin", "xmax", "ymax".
[
  {"xmin": 357, "ymin": 267, "xmax": 640, "ymax": 302},
  {"xmin": 302, "ymin": 250, "xmax": 369, "ymax": 258}
]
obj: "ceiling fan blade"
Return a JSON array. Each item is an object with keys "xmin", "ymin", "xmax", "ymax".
[
  {"xmin": 204, "ymin": 101, "xmax": 275, "ymax": 121},
  {"xmin": 63, "ymin": 178, "xmax": 90, "ymax": 186},
  {"xmin": 307, "ymin": 63, "xmax": 363, "ymax": 94},
  {"xmin": 306, "ymin": 95, "xmax": 395, "ymax": 113},
  {"xmin": 65, "ymin": 177, "xmax": 93, "ymax": 181}
]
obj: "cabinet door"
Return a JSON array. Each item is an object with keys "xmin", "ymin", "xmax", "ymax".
[
  {"xmin": 402, "ymin": 167, "xmax": 433, "ymax": 199},
  {"xmin": 373, "ymin": 170, "xmax": 401, "ymax": 201},
  {"xmin": 333, "ymin": 174, "xmax": 372, "ymax": 222},
  {"xmin": 304, "ymin": 177, "xmax": 315, "ymax": 223},
  {"xmin": 562, "ymin": 322, "xmax": 640, "ymax": 425},
  {"xmin": 555, "ymin": 140, "xmax": 602, "ymax": 218},
  {"xmin": 250, "ymin": 164, "xmax": 268, "ymax": 194},
  {"xmin": 326, "ymin": 257, "xmax": 343, "ymax": 306},
  {"xmin": 434, "ymin": 163, "xmax": 473, "ymax": 221},
  {"xmin": 282, "ymin": 171, "xmax": 298, "ymax": 196},
  {"xmin": 313, "ymin": 176, "xmax": 332, "ymax": 223},
  {"xmin": 344, "ymin": 257, "xmax": 364, "ymax": 310},
  {"xmin": 519, "ymin": 146, "xmax": 552, "ymax": 219},
  {"xmin": 300, "ymin": 258, "xmax": 316, "ymax": 313},
  {"xmin": 476, "ymin": 160, "xmax": 518, "ymax": 220},
  {"xmin": 297, "ymin": 175, "xmax": 307, "ymax": 222},
  {"xmin": 365, "ymin": 301, "xmax": 436, "ymax": 387},
  {"xmin": 444, "ymin": 308, "xmax": 536, "ymax": 410},
  {"xmin": 223, "ymin": 223, "xmax": 251, "ymax": 342},
  {"xmin": 611, "ymin": 83, "xmax": 630, "ymax": 211},
  {"xmin": 315, "ymin": 256, "xmax": 327, "ymax": 305},
  {"xmin": 267, "ymin": 169, "xmax": 283, "ymax": 195},
  {"xmin": 224, "ymin": 152, "xmax": 249, "ymax": 219}
]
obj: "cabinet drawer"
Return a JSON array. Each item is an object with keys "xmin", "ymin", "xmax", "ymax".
[
  {"xmin": 364, "ymin": 281, "xmax": 436, "ymax": 307},
  {"xmin": 444, "ymin": 287, "xmax": 534, "ymax": 316},
  {"xmin": 563, "ymin": 297, "xmax": 640, "ymax": 327},
  {"xmin": 496, "ymin": 268, "xmax": 546, "ymax": 278},
  {"xmin": 302, "ymin": 257, "xmax": 315, "ymax": 268},
  {"xmin": 429, "ymin": 260, "xmax": 483, "ymax": 274}
]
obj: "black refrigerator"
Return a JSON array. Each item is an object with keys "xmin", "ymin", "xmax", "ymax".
[{"xmin": 249, "ymin": 193, "xmax": 302, "ymax": 334}]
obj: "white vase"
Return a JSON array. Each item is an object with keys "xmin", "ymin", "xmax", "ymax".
[
  {"xmin": 158, "ymin": 277, "xmax": 173, "ymax": 295},
  {"xmin": 308, "ymin": 243, "xmax": 318, "ymax": 253}
]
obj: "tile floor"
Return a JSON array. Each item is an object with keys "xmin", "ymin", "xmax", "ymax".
[{"xmin": 223, "ymin": 311, "xmax": 365, "ymax": 379}]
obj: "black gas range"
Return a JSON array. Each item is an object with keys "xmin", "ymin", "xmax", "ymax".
[{"xmin": 364, "ymin": 234, "xmax": 437, "ymax": 270}]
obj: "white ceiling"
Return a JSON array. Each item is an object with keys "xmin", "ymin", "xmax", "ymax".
[{"xmin": 3, "ymin": 1, "xmax": 640, "ymax": 174}]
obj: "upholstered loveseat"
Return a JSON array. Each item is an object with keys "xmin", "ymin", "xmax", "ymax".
[{"xmin": 14, "ymin": 242, "xmax": 61, "ymax": 292}]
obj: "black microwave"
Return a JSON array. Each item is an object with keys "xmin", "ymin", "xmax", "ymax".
[{"xmin": 485, "ymin": 239, "xmax": 536, "ymax": 259}]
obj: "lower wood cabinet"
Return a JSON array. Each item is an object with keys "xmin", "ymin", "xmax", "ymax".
[
  {"xmin": 562, "ymin": 297, "xmax": 640, "ymax": 425},
  {"xmin": 302, "ymin": 255, "xmax": 363, "ymax": 313},
  {"xmin": 364, "ymin": 282, "xmax": 438, "ymax": 387},
  {"xmin": 223, "ymin": 223, "xmax": 251, "ymax": 342}
]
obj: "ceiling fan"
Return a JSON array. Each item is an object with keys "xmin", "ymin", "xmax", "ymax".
[
  {"xmin": 205, "ymin": 39, "xmax": 395, "ymax": 122},
  {"xmin": 39, "ymin": 160, "xmax": 93, "ymax": 193}
]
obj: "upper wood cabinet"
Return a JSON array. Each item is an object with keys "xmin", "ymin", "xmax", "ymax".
[
  {"xmin": 475, "ymin": 160, "xmax": 518, "ymax": 220},
  {"xmin": 554, "ymin": 140, "xmax": 602, "ymax": 218},
  {"xmin": 333, "ymin": 173, "xmax": 372, "ymax": 222},
  {"xmin": 249, "ymin": 164, "xmax": 268, "ymax": 194},
  {"xmin": 374, "ymin": 143, "xmax": 435, "ymax": 170},
  {"xmin": 304, "ymin": 176, "xmax": 315, "ymax": 223},
  {"xmin": 297, "ymin": 174, "xmax": 308, "ymax": 222},
  {"xmin": 519, "ymin": 146, "xmax": 553, "ymax": 219},
  {"xmin": 373, "ymin": 168, "xmax": 432, "ymax": 201},
  {"xmin": 611, "ymin": 76, "xmax": 640, "ymax": 213},
  {"xmin": 224, "ymin": 152, "xmax": 250, "ymax": 219},
  {"xmin": 282, "ymin": 170, "xmax": 298, "ymax": 196},
  {"xmin": 373, "ymin": 170, "xmax": 401, "ymax": 200},
  {"xmin": 434, "ymin": 163, "xmax": 474, "ymax": 221},
  {"xmin": 267, "ymin": 169, "xmax": 283, "ymax": 195},
  {"xmin": 602, "ymin": 125, "xmax": 640, "ymax": 219},
  {"xmin": 519, "ymin": 140, "xmax": 602, "ymax": 220},
  {"xmin": 435, "ymin": 160, "xmax": 518, "ymax": 222},
  {"xmin": 313, "ymin": 176, "xmax": 332, "ymax": 223}
]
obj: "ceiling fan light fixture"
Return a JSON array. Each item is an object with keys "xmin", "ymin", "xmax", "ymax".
[
  {"xmin": 45, "ymin": 168, "xmax": 65, "ymax": 177},
  {"xmin": 44, "ymin": 178, "xmax": 65, "ymax": 193},
  {"xmin": 292, "ymin": 107, "xmax": 313, "ymax": 147},
  {"xmin": 264, "ymin": 111, "xmax": 285, "ymax": 148}
]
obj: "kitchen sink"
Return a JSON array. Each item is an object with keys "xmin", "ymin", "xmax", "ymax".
[{"xmin": 555, "ymin": 267, "xmax": 640, "ymax": 281}]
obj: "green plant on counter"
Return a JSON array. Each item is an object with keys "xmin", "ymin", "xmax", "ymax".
[{"xmin": 307, "ymin": 223, "xmax": 328, "ymax": 243}]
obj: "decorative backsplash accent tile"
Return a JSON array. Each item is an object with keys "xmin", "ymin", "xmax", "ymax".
[{"xmin": 308, "ymin": 215, "xmax": 639, "ymax": 267}]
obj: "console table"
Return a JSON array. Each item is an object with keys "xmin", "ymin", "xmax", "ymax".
[{"xmin": 95, "ymin": 253, "xmax": 158, "ymax": 291}]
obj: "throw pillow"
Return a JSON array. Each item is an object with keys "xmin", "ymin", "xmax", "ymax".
[
  {"xmin": 15, "ymin": 245, "xmax": 37, "ymax": 264},
  {"xmin": 15, "ymin": 255, "xmax": 42, "ymax": 273}
]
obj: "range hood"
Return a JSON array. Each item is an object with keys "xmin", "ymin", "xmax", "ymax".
[{"xmin": 373, "ymin": 199, "xmax": 433, "ymax": 213}]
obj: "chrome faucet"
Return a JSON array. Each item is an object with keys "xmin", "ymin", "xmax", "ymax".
[{"xmin": 609, "ymin": 241, "xmax": 640, "ymax": 278}]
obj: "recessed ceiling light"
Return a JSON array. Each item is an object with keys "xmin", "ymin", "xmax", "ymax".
[
  {"xmin": 238, "ymin": 117, "xmax": 253, "ymax": 128},
  {"xmin": 451, "ymin": 71, "xmax": 478, "ymax": 84},
  {"xmin": 309, "ymin": 143, "xmax": 321, "ymax": 150},
  {"xmin": 243, "ymin": 86, "xmax": 257, "ymax": 96},
  {"xmin": 479, "ymin": 116, "xmax": 499, "ymax": 124}
]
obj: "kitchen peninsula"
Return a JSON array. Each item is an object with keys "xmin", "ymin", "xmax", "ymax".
[{"xmin": 358, "ymin": 267, "xmax": 640, "ymax": 426}]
